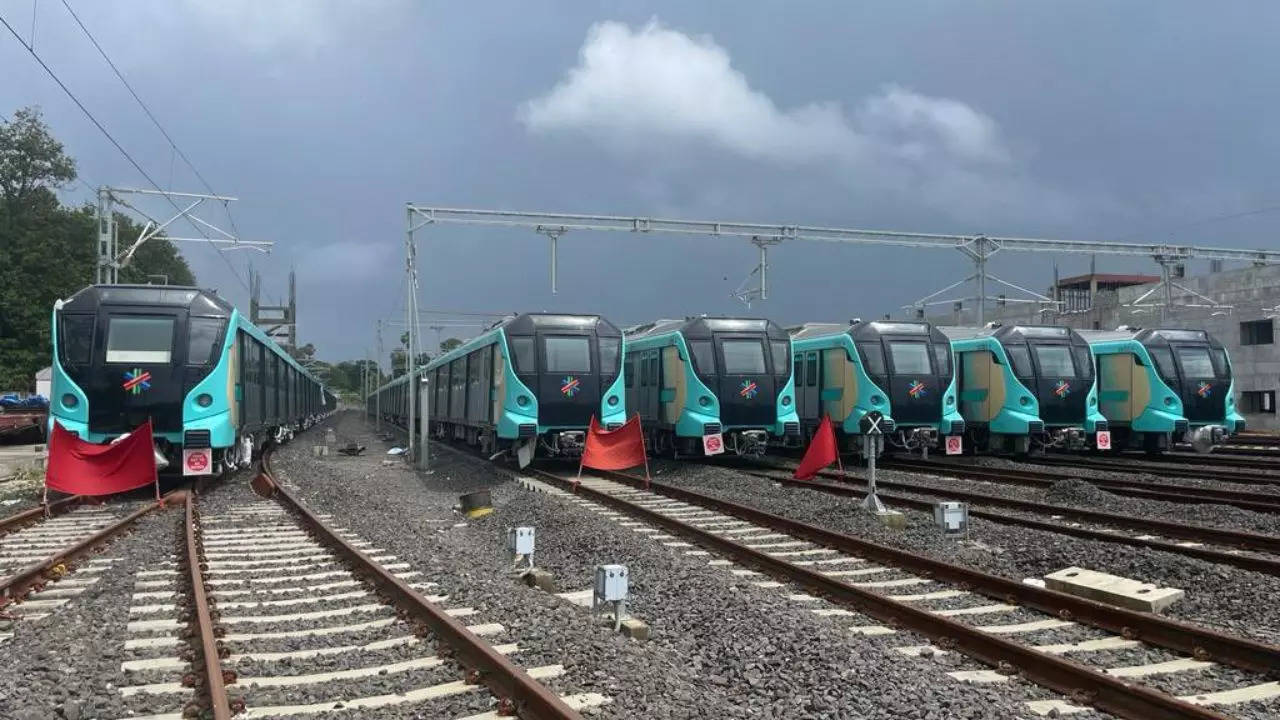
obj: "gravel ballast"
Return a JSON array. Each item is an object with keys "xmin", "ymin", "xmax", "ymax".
[{"xmin": 271, "ymin": 412, "xmax": 1117, "ymax": 720}]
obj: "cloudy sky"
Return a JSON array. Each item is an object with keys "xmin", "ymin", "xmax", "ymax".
[{"xmin": 3, "ymin": 2, "xmax": 1277, "ymax": 363}]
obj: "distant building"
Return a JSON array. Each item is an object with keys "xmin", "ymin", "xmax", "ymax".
[
  {"xmin": 35, "ymin": 366, "xmax": 52, "ymax": 399},
  {"xmin": 927, "ymin": 264, "xmax": 1280, "ymax": 430}
]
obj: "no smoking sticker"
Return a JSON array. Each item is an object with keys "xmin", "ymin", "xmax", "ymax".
[
  {"xmin": 184, "ymin": 448, "xmax": 211, "ymax": 476},
  {"xmin": 945, "ymin": 435, "xmax": 963, "ymax": 455},
  {"xmin": 702, "ymin": 433, "xmax": 725, "ymax": 456}
]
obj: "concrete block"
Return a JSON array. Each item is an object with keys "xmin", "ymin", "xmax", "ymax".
[
  {"xmin": 619, "ymin": 618, "xmax": 649, "ymax": 641},
  {"xmin": 874, "ymin": 510, "xmax": 907, "ymax": 530},
  {"xmin": 312, "ymin": 445, "xmax": 328, "ymax": 457},
  {"xmin": 521, "ymin": 568, "xmax": 556, "ymax": 592},
  {"xmin": 1044, "ymin": 567, "xmax": 1184, "ymax": 612}
]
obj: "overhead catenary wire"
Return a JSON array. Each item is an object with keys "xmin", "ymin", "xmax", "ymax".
[{"xmin": 0, "ymin": 9, "xmax": 251, "ymax": 291}]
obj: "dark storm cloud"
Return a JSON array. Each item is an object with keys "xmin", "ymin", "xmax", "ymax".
[{"xmin": 2, "ymin": 1, "xmax": 1277, "ymax": 362}]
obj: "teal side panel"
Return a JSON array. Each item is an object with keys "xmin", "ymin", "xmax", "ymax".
[{"xmin": 181, "ymin": 308, "xmax": 239, "ymax": 448}]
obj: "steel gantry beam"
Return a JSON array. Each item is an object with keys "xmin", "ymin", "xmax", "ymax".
[{"xmin": 405, "ymin": 205, "xmax": 1280, "ymax": 325}]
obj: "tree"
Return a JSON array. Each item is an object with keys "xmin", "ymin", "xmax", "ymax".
[
  {"xmin": 0, "ymin": 107, "xmax": 197, "ymax": 390},
  {"xmin": 439, "ymin": 337, "xmax": 463, "ymax": 353}
]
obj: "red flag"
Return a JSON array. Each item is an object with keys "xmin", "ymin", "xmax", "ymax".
[
  {"xmin": 794, "ymin": 415, "xmax": 840, "ymax": 480},
  {"xmin": 46, "ymin": 420, "xmax": 159, "ymax": 496},
  {"xmin": 577, "ymin": 415, "xmax": 651, "ymax": 488}
]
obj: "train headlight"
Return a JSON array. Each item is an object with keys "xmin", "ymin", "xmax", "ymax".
[
  {"xmin": 61, "ymin": 394, "xmax": 78, "ymax": 409},
  {"xmin": 607, "ymin": 395, "xmax": 619, "ymax": 406},
  {"xmin": 1019, "ymin": 396, "xmax": 1031, "ymax": 406},
  {"xmin": 871, "ymin": 395, "xmax": 884, "ymax": 405},
  {"xmin": 1089, "ymin": 397, "xmax": 1097, "ymax": 406},
  {"xmin": 781, "ymin": 395, "xmax": 792, "ymax": 406},
  {"xmin": 946, "ymin": 396, "xmax": 955, "ymax": 406},
  {"xmin": 517, "ymin": 395, "xmax": 530, "ymax": 407},
  {"xmin": 1164, "ymin": 396, "xmax": 1174, "ymax": 407},
  {"xmin": 197, "ymin": 393, "xmax": 213, "ymax": 408},
  {"xmin": 698, "ymin": 395, "xmax": 711, "ymax": 407}
]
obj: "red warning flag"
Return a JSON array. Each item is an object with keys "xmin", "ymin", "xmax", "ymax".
[
  {"xmin": 794, "ymin": 415, "xmax": 841, "ymax": 480},
  {"xmin": 46, "ymin": 420, "xmax": 159, "ymax": 497},
  {"xmin": 577, "ymin": 415, "xmax": 651, "ymax": 488}
]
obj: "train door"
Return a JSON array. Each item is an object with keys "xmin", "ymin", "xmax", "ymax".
[
  {"xmin": 801, "ymin": 351, "xmax": 820, "ymax": 423},
  {"xmin": 714, "ymin": 336, "xmax": 775, "ymax": 426},
  {"xmin": 538, "ymin": 334, "xmax": 598, "ymax": 426}
]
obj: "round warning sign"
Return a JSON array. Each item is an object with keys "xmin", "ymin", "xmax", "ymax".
[
  {"xmin": 1095, "ymin": 431, "xmax": 1112, "ymax": 451},
  {"xmin": 186, "ymin": 450, "xmax": 209, "ymax": 472},
  {"xmin": 702, "ymin": 433, "xmax": 725, "ymax": 456},
  {"xmin": 944, "ymin": 435, "xmax": 963, "ymax": 455}
]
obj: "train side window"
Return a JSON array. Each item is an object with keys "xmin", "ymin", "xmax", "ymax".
[
  {"xmin": 598, "ymin": 337, "xmax": 621, "ymax": 376},
  {"xmin": 793, "ymin": 357, "xmax": 803, "ymax": 386},
  {"xmin": 508, "ymin": 336, "xmax": 535, "ymax": 373},
  {"xmin": 932, "ymin": 343, "xmax": 952, "ymax": 377},
  {"xmin": 857, "ymin": 342, "xmax": 885, "ymax": 375},
  {"xmin": 624, "ymin": 357, "xmax": 635, "ymax": 388},
  {"xmin": 1004, "ymin": 344, "xmax": 1034, "ymax": 379},
  {"xmin": 688, "ymin": 340, "xmax": 715, "ymax": 375},
  {"xmin": 1210, "ymin": 348, "xmax": 1230, "ymax": 378},
  {"xmin": 59, "ymin": 314, "xmax": 94, "ymax": 365},
  {"xmin": 188, "ymin": 318, "xmax": 226, "ymax": 366},
  {"xmin": 805, "ymin": 353, "xmax": 818, "ymax": 386},
  {"xmin": 1147, "ymin": 347, "xmax": 1178, "ymax": 386},
  {"xmin": 1072, "ymin": 346, "xmax": 1094, "ymax": 378},
  {"xmin": 770, "ymin": 341, "xmax": 790, "ymax": 377}
]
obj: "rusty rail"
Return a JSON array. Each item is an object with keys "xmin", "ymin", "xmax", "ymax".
[
  {"xmin": 0, "ymin": 495, "xmax": 82, "ymax": 536},
  {"xmin": 539, "ymin": 470, "xmax": 1247, "ymax": 720},
  {"xmin": 184, "ymin": 493, "xmax": 232, "ymax": 720},
  {"xmin": 1036, "ymin": 453, "xmax": 1280, "ymax": 483},
  {"xmin": 261, "ymin": 453, "xmax": 582, "ymax": 720},
  {"xmin": 0, "ymin": 495, "xmax": 175, "ymax": 602},
  {"xmin": 882, "ymin": 457, "xmax": 1280, "ymax": 514},
  {"xmin": 744, "ymin": 466, "xmax": 1280, "ymax": 577}
]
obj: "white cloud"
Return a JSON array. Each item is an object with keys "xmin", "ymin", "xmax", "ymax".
[{"xmin": 519, "ymin": 20, "xmax": 1050, "ymax": 222}]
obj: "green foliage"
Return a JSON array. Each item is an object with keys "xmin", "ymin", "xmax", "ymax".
[
  {"xmin": 0, "ymin": 107, "xmax": 196, "ymax": 390},
  {"xmin": 439, "ymin": 337, "xmax": 463, "ymax": 353}
]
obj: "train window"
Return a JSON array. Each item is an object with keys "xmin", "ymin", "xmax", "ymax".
[
  {"xmin": 932, "ymin": 344, "xmax": 952, "ymax": 377},
  {"xmin": 624, "ymin": 357, "xmax": 635, "ymax": 388},
  {"xmin": 721, "ymin": 340, "xmax": 766, "ymax": 374},
  {"xmin": 1210, "ymin": 348, "xmax": 1230, "ymax": 378},
  {"xmin": 599, "ymin": 338, "xmax": 621, "ymax": 374},
  {"xmin": 1004, "ymin": 345, "xmax": 1034, "ymax": 379},
  {"xmin": 1072, "ymin": 346, "xmax": 1094, "ymax": 378},
  {"xmin": 688, "ymin": 341, "xmax": 715, "ymax": 375},
  {"xmin": 857, "ymin": 342, "xmax": 886, "ymax": 375},
  {"xmin": 59, "ymin": 314, "xmax": 94, "ymax": 365},
  {"xmin": 793, "ymin": 357, "xmax": 803, "ymax": 386},
  {"xmin": 187, "ymin": 318, "xmax": 226, "ymax": 366},
  {"xmin": 770, "ymin": 341, "xmax": 790, "ymax": 376},
  {"xmin": 805, "ymin": 353, "xmax": 818, "ymax": 387},
  {"xmin": 1033, "ymin": 345, "xmax": 1076, "ymax": 377},
  {"xmin": 888, "ymin": 342, "xmax": 932, "ymax": 375},
  {"xmin": 106, "ymin": 316, "xmax": 174, "ymax": 363},
  {"xmin": 1148, "ymin": 347, "xmax": 1178, "ymax": 385},
  {"xmin": 545, "ymin": 336, "xmax": 591, "ymax": 372},
  {"xmin": 508, "ymin": 336, "xmax": 535, "ymax": 373},
  {"xmin": 1176, "ymin": 347, "xmax": 1214, "ymax": 378}
]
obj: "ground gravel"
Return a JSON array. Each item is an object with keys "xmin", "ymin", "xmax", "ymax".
[{"xmin": 266, "ymin": 412, "xmax": 1117, "ymax": 720}]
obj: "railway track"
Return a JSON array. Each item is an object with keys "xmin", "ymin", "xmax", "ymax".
[
  {"xmin": 0, "ymin": 495, "xmax": 173, "ymax": 642},
  {"xmin": 117, "ymin": 452, "xmax": 589, "ymax": 719},
  {"xmin": 523, "ymin": 467, "xmax": 1280, "ymax": 719},
  {"xmin": 727, "ymin": 459, "xmax": 1280, "ymax": 577},
  {"xmin": 1036, "ymin": 453, "xmax": 1280, "ymax": 481},
  {"xmin": 883, "ymin": 457, "xmax": 1280, "ymax": 514}
]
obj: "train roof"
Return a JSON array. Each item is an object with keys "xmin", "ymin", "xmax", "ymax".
[
  {"xmin": 939, "ymin": 324, "xmax": 1081, "ymax": 343},
  {"xmin": 788, "ymin": 320, "xmax": 940, "ymax": 341},
  {"xmin": 495, "ymin": 312, "xmax": 621, "ymax": 336},
  {"xmin": 625, "ymin": 316, "xmax": 788, "ymax": 341},
  {"xmin": 59, "ymin": 284, "xmax": 233, "ymax": 316},
  {"xmin": 1077, "ymin": 327, "xmax": 1221, "ymax": 345}
]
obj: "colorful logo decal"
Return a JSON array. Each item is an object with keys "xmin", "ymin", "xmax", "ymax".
[
  {"xmin": 1053, "ymin": 380, "xmax": 1072, "ymax": 398},
  {"xmin": 907, "ymin": 380, "xmax": 927, "ymax": 399},
  {"xmin": 1197, "ymin": 381, "xmax": 1212, "ymax": 398},
  {"xmin": 122, "ymin": 368, "xmax": 152, "ymax": 395},
  {"xmin": 560, "ymin": 375, "xmax": 581, "ymax": 398},
  {"xmin": 738, "ymin": 379, "xmax": 759, "ymax": 399}
]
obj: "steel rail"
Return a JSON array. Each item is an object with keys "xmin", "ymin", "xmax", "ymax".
[
  {"xmin": 261, "ymin": 454, "xmax": 582, "ymax": 720},
  {"xmin": 738, "ymin": 465, "xmax": 1280, "ymax": 576},
  {"xmin": 757, "ymin": 461, "xmax": 1280, "ymax": 554},
  {"xmin": 0, "ymin": 495, "xmax": 82, "ymax": 536},
  {"xmin": 881, "ymin": 458, "xmax": 1280, "ymax": 514},
  {"xmin": 1035, "ymin": 455, "xmax": 1280, "ymax": 484},
  {"xmin": 185, "ymin": 493, "xmax": 233, "ymax": 720},
  {"xmin": 0, "ymin": 495, "xmax": 175, "ymax": 602},
  {"xmin": 533, "ymin": 469, "xmax": 1244, "ymax": 720}
]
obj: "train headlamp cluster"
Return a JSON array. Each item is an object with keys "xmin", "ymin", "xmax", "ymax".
[
  {"xmin": 781, "ymin": 395, "xmax": 792, "ymax": 406},
  {"xmin": 516, "ymin": 395, "xmax": 530, "ymax": 407},
  {"xmin": 698, "ymin": 395, "xmax": 711, "ymax": 407},
  {"xmin": 61, "ymin": 393, "xmax": 77, "ymax": 409},
  {"xmin": 1019, "ymin": 396, "xmax": 1031, "ymax": 406},
  {"xmin": 196, "ymin": 393, "xmax": 213, "ymax": 408},
  {"xmin": 607, "ymin": 395, "xmax": 619, "ymax": 406},
  {"xmin": 870, "ymin": 395, "xmax": 884, "ymax": 405}
]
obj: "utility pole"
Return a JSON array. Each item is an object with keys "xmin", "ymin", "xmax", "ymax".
[
  {"xmin": 405, "ymin": 205, "xmax": 432, "ymax": 473},
  {"xmin": 375, "ymin": 320, "xmax": 384, "ymax": 433}
]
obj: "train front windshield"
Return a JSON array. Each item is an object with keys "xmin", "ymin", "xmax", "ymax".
[{"xmin": 105, "ymin": 316, "xmax": 175, "ymax": 364}]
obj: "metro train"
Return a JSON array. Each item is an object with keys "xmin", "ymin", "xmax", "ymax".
[
  {"xmin": 370, "ymin": 313, "xmax": 626, "ymax": 465},
  {"xmin": 1079, "ymin": 327, "xmax": 1244, "ymax": 452},
  {"xmin": 788, "ymin": 320, "xmax": 964, "ymax": 456},
  {"xmin": 940, "ymin": 324, "xmax": 1107, "ymax": 453},
  {"xmin": 49, "ymin": 284, "xmax": 335, "ymax": 477},
  {"xmin": 622, "ymin": 317, "xmax": 800, "ymax": 457}
]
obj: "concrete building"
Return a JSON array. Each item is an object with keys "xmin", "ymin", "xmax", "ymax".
[{"xmin": 926, "ymin": 264, "xmax": 1280, "ymax": 430}]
